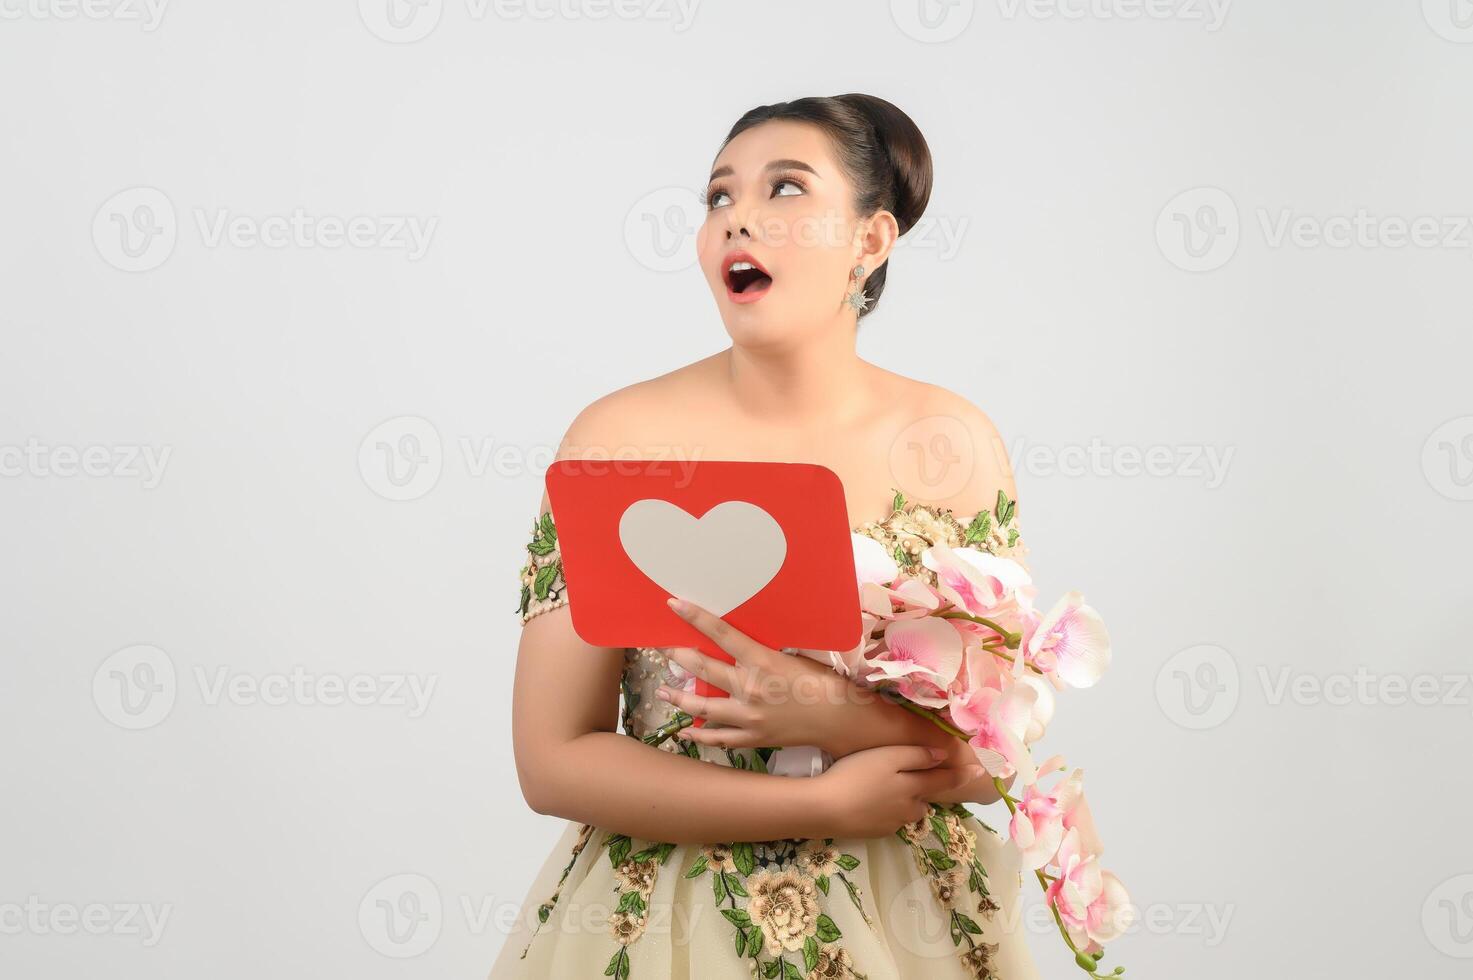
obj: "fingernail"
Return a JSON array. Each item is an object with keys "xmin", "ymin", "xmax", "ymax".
[
  {"xmin": 656, "ymin": 687, "xmax": 671, "ymax": 701},
  {"xmin": 928, "ymin": 747, "xmax": 947, "ymax": 760},
  {"xmin": 667, "ymin": 596, "xmax": 690, "ymax": 616}
]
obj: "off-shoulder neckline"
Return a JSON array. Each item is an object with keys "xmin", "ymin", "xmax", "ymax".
[{"xmin": 849, "ymin": 499, "xmax": 986, "ymax": 536}]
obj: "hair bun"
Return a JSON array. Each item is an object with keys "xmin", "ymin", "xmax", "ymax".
[{"xmin": 836, "ymin": 93, "xmax": 933, "ymax": 236}]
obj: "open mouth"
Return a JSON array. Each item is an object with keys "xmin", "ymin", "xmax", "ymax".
[{"xmin": 723, "ymin": 255, "xmax": 773, "ymax": 302}]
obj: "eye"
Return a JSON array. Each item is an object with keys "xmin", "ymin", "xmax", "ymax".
[
  {"xmin": 705, "ymin": 187, "xmax": 731, "ymax": 210},
  {"xmin": 772, "ymin": 177, "xmax": 806, "ymax": 198}
]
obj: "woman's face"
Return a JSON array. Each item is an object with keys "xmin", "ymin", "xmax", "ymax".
[{"xmin": 697, "ymin": 119, "xmax": 884, "ymax": 348}]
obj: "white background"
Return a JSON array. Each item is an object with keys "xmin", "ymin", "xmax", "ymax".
[{"xmin": 3, "ymin": 1, "xmax": 1472, "ymax": 977}]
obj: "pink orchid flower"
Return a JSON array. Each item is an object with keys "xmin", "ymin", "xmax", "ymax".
[
  {"xmin": 950, "ymin": 679, "xmax": 1037, "ymax": 783},
  {"xmin": 1045, "ymin": 827, "xmax": 1135, "ymax": 953},
  {"xmin": 1009, "ymin": 755, "xmax": 1083, "ymax": 869},
  {"xmin": 1028, "ymin": 591, "xmax": 1112, "ymax": 688},
  {"xmin": 859, "ymin": 578, "xmax": 940, "ymax": 620},
  {"xmin": 861, "ymin": 617, "xmax": 963, "ymax": 708},
  {"xmin": 851, "ymin": 533, "xmax": 900, "ymax": 587}
]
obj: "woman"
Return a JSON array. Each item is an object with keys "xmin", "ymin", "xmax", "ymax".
[{"xmin": 491, "ymin": 94, "xmax": 1041, "ymax": 979}]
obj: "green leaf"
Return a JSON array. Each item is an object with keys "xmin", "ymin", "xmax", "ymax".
[
  {"xmin": 616, "ymin": 890, "xmax": 642, "ymax": 914},
  {"xmin": 685, "ymin": 855, "xmax": 709, "ymax": 879},
  {"xmin": 725, "ymin": 873, "xmax": 749, "ymax": 897},
  {"xmin": 721, "ymin": 908, "xmax": 753, "ymax": 928},
  {"xmin": 929, "ymin": 813, "xmax": 951, "ymax": 846},
  {"xmin": 518, "ymin": 583, "xmax": 530, "ymax": 616},
  {"xmin": 1008, "ymin": 527, "xmax": 1019, "ymax": 547},
  {"xmin": 815, "ymin": 874, "xmax": 830, "ymax": 895},
  {"xmin": 734, "ymin": 925, "xmax": 747, "ymax": 956},
  {"xmin": 892, "ymin": 489, "xmax": 905, "ymax": 512},
  {"xmin": 713, "ymin": 871, "xmax": 727, "ymax": 903},
  {"xmin": 815, "ymin": 913, "xmax": 842, "ymax": 943},
  {"xmin": 958, "ymin": 912, "xmax": 984, "ymax": 935},
  {"xmin": 528, "ymin": 535, "xmax": 557, "ymax": 557},
  {"xmin": 803, "ymin": 935, "xmax": 820, "ymax": 973},
  {"xmin": 536, "ymin": 903, "xmax": 551, "ymax": 923},
  {"xmin": 762, "ymin": 959, "xmax": 782, "ymax": 979},
  {"xmin": 540, "ymin": 511, "xmax": 556, "ymax": 542},
  {"xmin": 836, "ymin": 853, "xmax": 861, "ymax": 871},
  {"xmin": 746, "ymin": 924, "xmax": 764, "ymax": 957},
  {"xmin": 533, "ymin": 563, "xmax": 558, "ymax": 600},
  {"xmin": 782, "ymin": 959, "xmax": 802, "ymax": 980},
  {"xmin": 927, "ymin": 848, "xmax": 957, "ymax": 870},
  {"xmin": 733, "ymin": 842, "xmax": 756, "ymax": 876},
  {"xmin": 604, "ymin": 947, "xmax": 621, "ymax": 976},
  {"xmin": 964, "ymin": 511, "xmax": 991, "ymax": 545},
  {"xmin": 604, "ymin": 834, "xmax": 631, "ymax": 868},
  {"xmin": 654, "ymin": 842, "xmax": 677, "ymax": 864}
]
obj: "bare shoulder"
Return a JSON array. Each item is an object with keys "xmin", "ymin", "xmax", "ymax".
[{"xmin": 885, "ymin": 375, "xmax": 1018, "ymax": 518}]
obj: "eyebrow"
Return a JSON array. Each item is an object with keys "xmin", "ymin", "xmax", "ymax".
[{"xmin": 707, "ymin": 158, "xmax": 819, "ymax": 185}]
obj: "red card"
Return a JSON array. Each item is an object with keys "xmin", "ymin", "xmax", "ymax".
[{"xmin": 544, "ymin": 459, "xmax": 862, "ymax": 726}]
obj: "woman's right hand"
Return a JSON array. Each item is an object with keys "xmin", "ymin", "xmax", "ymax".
[{"xmin": 812, "ymin": 745, "xmax": 984, "ymax": 838}]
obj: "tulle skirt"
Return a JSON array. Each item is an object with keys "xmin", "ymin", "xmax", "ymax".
[{"xmin": 488, "ymin": 807, "xmax": 1041, "ymax": 980}]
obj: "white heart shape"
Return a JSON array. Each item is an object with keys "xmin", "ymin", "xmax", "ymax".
[{"xmin": 618, "ymin": 499, "xmax": 788, "ymax": 617}]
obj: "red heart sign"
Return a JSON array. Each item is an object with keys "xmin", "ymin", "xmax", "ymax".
[{"xmin": 545, "ymin": 459, "xmax": 863, "ymax": 726}]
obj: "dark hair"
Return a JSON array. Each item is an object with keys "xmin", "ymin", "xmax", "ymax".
[{"xmin": 716, "ymin": 93, "xmax": 933, "ymax": 319}]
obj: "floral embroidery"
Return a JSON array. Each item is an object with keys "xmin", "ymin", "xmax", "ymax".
[
  {"xmin": 851, "ymin": 489, "xmax": 1028, "ymax": 582},
  {"xmin": 518, "ymin": 822, "xmax": 596, "ymax": 959},
  {"xmin": 894, "ymin": 802, "xmax": 1005, "ymax": 979},
  {"xmin": 600, "ymin": 834, "xmax": 678, "ymax": 979},
  {"xmin": 683, "ymin": 837, "xmax": 871, "ymax": 980},
  {"xmin": 517, "ymin": 510, "xmax": 568, "ymax": 624}
]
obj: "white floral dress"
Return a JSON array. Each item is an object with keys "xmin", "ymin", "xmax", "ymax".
[{"xmin": 488, "ymin": 497, "xmax": 1041, "ymax": 980}]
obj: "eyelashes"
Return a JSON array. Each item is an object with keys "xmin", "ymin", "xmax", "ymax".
[{"xmin": 705, "ymin": 175, "xmax": 808, "ymax": 211}]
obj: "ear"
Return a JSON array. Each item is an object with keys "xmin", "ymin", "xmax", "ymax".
[{"xmin": 853, "ymin": 209, "xmax": 900, "ymax": 271}]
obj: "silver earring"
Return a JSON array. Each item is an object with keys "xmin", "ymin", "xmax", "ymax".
[{"xmin": 844, "ymin": 263, "xmax": 872, "ymax": 314}]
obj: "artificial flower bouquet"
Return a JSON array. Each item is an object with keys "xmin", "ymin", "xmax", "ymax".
[{"xmin": 819, "ymin": 491, "xmax": 1134, "ymax": 978}]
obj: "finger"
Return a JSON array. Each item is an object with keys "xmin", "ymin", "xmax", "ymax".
[
  {"xmin": 888, "ymin": 744, "xmax": 951, "ymax": 773},
  {"xmin": 665, "ymin": 646, "xmax": 741, "ymax": 696},
  {"xmin": 678, "ymin": 723, "xmax": 759, "ymax": 749},
  {"xmin": 657, "ymin": 684, "xmax": 749, "ymax": 726},
  {"xmin": 666, "ymin": 596, "xmax": 769, "ymax": 667},
  {"xmin": 906, "ymin": 763, "xmax": 985, "ymax": 798}
]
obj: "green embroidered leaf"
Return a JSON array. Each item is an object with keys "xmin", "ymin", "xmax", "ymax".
[
  {"xmin": 734, "ymin": 925, "xmax": 747, "ymax": 956},
  {"xmin": 927, "ymin": 848, "xmax": 957, "ymax": 870},
  {"xmin": 721, "ymin": 908, "xmax": 753, "ymax": 928},
  {"xmin": 540, "ymin": 511, "xmax": 556, "ymax": 542},
  {"xmin": 713, "ymin": 871, "xmax": 727, "ymax": 903},
  {"xmin": 604, "ymin": 947, "xmax": 621, "ymax": 976},
  {"xmin": 836, "ymin": 853, "xmax": 861, "ymax": 871},
  {"xmin": 685, "ymin": 855, "xmax": 709, "ymax": 879},
  {"xmin": 1008, "ymin": 527, "xmax": 1019, "ymax": 547},
  {"xmin": 841, "ymin": 874, "xmax": 864, "ymax": 911},
  {"xmin": 964, "ymin": 511, "xmax": 991, "ymax": 545},
  {"xmin": 518, "ymin": 583, "xmax": 530, "ymax": 616},
  {"xmin": 762, "ymin": 959, "xmax": 782, "ymax": 979},
  {"xmin": 929, "ymin": 813, "xmax": 951, "ymax": 846},
  {"xmin": 816, "ymin": 874, "xmax": 830, "ymax": 895},
  {"xmin": 725, "ymin": 873, "xmax": 749, "ymax": 898},
  {"xmin": 802, "ymin": 935, "xmax": 820, "ymax": 973},
  {"xmin": 536, "ymin": 903, "xmax": 551, "ymax": 923},
  {"xmin": 533, "ymin": 563, "xmax": 558, "ymax": 600},
  {"xmin": 745, "ymin": 924, "xmax": 764, "ymax": 957},
  {"xmin": 604, "ymin": 834, "xmax": 631, "ymax": 868},
  {"xmin": 815, "ymin": 912, "xmax": 842, "ymax": 943},
  {"xmin": 782, "ymin": 959, "xmax": 802, "ymax": 980},
  {"xmin": 654, "ymin": 842, "xmax": 677, "ymax": 865},
  {"xmin": 747, "ymin": 751, "xmax": 768, "ymax": 774},
  {"xmin": 892, "ymin": 489, "xmax": 905, "ymax": 512},
  {"xmin": 528, "ymin": 535, "xmax": 557, "ymax": 557},
  {"xmin": 732, "ymin": 842, "xmax": 756, "ymax": 876},
  {"xmin": 996, "ymin": 488, "xmax": 1016, "ymax": 527},
  {"xmin": 957, "ymin": 912, "xmax": 984, "ymax": 935}
]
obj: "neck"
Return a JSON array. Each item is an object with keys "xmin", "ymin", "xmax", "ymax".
[{"xmin": 720, "ymin": 320, "xmax": 870, "ymax": 425}]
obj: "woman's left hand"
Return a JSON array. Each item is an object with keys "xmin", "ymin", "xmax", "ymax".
[{"xmin": 657, "ymin": 596, "xmax": 876, "ymax": 754}]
